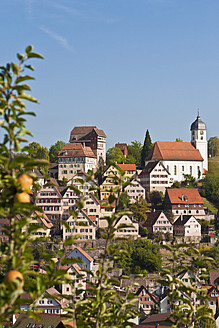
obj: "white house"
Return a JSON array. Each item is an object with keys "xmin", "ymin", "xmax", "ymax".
[
  {"xmin": 20, "ymin": 287, "xmax": 69, "ymax": 314},
  {"xmin": 114, "ymin": 215, "xmax": 139, "ymax": 238},
  {"xmin": 58, "ymin": 143, "xmax": 97, "ymax": 181},
  {"xmin": 63, "ymin": 209, "xmax": 96, "ymax": 241},
  {"xmin": 124, "ymin": 179, "xmax": 146, "ymax": 203},
  {"xmin": 138, "ymin": 161, "xmax": 171, "ymax": 194},
  {"xmin": 173, "ymin": 215, "xmax": 201, "ymax": 242},
  {"xmin": 60, "ymin": 263, "xmax": 87, "ymax": 300},
  {"xmin": 67, "ymin": 171, "xmax": 98, "ymax": 196}
]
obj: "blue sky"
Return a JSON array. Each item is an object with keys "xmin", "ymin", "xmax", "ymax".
[{"xmin": 1, "ymin": 0, "xmax": 219, "ymax": 149}]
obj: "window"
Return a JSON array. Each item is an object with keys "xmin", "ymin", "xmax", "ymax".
[
  {"xmin": 174, "ymin": 166, "xmax": 177, "ymax": 175},
  {"xmin": 190, "ymin": 166, "xmax": 192, "ymax": 175}
]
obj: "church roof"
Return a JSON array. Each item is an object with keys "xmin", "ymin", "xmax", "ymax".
[
  {"xmin": 146, "ymin": 141, "xmax": 203, "ymax": 162},
  {"xmin": 190, "ymin": 114, "xmax": 207, "ymax": 131}
]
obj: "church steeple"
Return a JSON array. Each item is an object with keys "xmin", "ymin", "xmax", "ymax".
[{"xmin": 190, "ymin": 111, "xmax": 208, "ymax": 172}]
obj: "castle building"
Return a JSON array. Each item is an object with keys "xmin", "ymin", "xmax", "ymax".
[
  {"xmin": 58, "ymin": 143, "xmax": 96, "ymax": 181},
  {"xmin": 144, "ymin": 114, "xmax": 208, "ymax": 182},
  {"xmin": 69, "ymin": 126, "xmax": 106, "ymax": 166}
]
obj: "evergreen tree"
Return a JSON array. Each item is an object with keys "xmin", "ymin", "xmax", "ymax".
[{"xmin": 141, "ymin": 129, "xmax": 152, "ymax": 168}]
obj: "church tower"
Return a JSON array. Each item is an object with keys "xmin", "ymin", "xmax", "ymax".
[{"xmin": 190, "ymin": 112, "xmax": 208, "ymax": 172}]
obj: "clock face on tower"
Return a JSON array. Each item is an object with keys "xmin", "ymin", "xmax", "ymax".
[{"xmin": 200, "ymin": 131, "xmax": 204, "ymax": 135}]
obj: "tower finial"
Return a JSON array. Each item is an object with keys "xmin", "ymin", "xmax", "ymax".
[{"xmin": 197, "ymin": 108, "xmax": 200, "ymax": 117}]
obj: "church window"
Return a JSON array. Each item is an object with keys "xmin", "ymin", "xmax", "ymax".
[
  {"xmin": 190, "ymin": 166, "xmax": 192, "ymax": 175},
  {"xmin": 174, "ymin": 166, "xmax": 177, "ymax": 175},
  {"xmin": 201, "ymin": 136, "xmax": 203, "ymax": 140},
  {"xmin": 182, "ymin": 166, "xmax": 184, "ymax": 171},
  {"xmin": 192, "ymin": 131, "xmax": 195, "ymax": 135}
]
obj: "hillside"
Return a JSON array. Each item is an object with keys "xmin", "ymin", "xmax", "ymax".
[{"xmin": 208, "ymin": 156, "xmax": 219, "ymax": 175}]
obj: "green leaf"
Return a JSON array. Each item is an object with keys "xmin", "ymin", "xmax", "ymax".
[
  {"xmin": 11, "ymin": 63, "xmax": 20, "ymax": 75},
  {"xmin": 25, "ymin": 65, "xmax": 34, "ymax": 71},
  {"xmin": 16, "ymin": 75, "xmax": 35, "ymax": 84},
  {"xmin": 27, "ymin": 52, "xmax": 44, "ymax": 59},
  {"xmin": 25, "ymin": 45, "xmax": 34, "ymax": 54},
  {"xmin": 18, "ymin": 93, "xmax": 39, "ymax": 103}
]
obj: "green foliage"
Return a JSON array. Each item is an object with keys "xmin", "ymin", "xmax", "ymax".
[
  {"xmin": 182, "ymin": 174, "xmax": 198, "ymax": 187},
  {"xmin": 206, "ymin": 240, "xmax": 219, "ymax": 269},
  {"xmin": 118, "ymin": 192, "xmax": 130, "ymax": 210},
  {"xmin": 106, "ymin": 147, "xmax": 125, "ymax": 164},
  {"xmin": 201, "ymin": 173, "xmax": 219, "ymax": 209},
  {"xmin": 208, "ymin": 136, "xmax": 219, "ymax": 157},
  {"xmin": 176, "ymin": 137, "xmax": 183, "ymax": 142},
  {"xmin": 28, "ymin": 141, "xmax": 49, "ymax": 160},
  {"xmin": 141, "ymin": 129, "xmax": 152, "ymax": 168},
  {"xmin": 171, "ymin": 181, "xmax": 181, "ymax": 188},
  {"xmin": 158, "ymin": 244, "xmax": 215, "ymax": 328},
  {"xmin": 114, "ymin": 238, "xmax": 162, "ymax": 274},
  {"xmin": 32, "ymin": 243, "xmax": 56, "ymax": 262},
  {"xmin": 129, "ymin": 196, "xmax": 149, "ymax": 224},
  {"xmin": 127, "ymin": 140, "xmax": 142, "ymax": 168},
  {"xmin": 49, "ymin": 140, "xmax": 65, "ymax": 163},
  {"xmin": 76, "ymin": 217, "xmax": 138, "ymax": 327},
  {"xmin": 0, "ymin": 46, "xmax": 140, "ymax": 328},
  {"xmin": 208, "ymin": 155, "xmax": 219, "ymax": 175},
  {"xmin": 150, "ymin": 191, "xmax": 164, "ymax": 209}
]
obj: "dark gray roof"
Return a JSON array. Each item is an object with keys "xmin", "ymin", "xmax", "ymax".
[
  {"xmin": 173, "ymin": 215, "xmax": 197, "ymax": 226},
  {"xmin": 190, "ymin": 114, "xmax": 207, "ymax": 130}
]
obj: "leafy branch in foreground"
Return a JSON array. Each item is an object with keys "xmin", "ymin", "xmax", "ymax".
[{"xmin": 158, "ymin": 244, "xmax": 216, "ymax": 328}]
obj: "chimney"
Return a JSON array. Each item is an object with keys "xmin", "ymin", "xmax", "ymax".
[{"xmin": 182, "ymin": 194, "xmax": 184, "ymax": 201}]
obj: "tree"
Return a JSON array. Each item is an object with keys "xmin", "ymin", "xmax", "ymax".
[
  {"xmin": 130, "ymin": 196, "xmax": 149, "ymax": 224},
  {"xmin": 0, "ymin": 46, "xmax": 138, "ymax": 327},
  {"xmin": 49, "ymin": 140, "xmax": 65, "ymax": 163},
  {"xmin": 106, "ymin": 147, "xmax": 125, "ymax": 164},
  {"xmin": 201, "ymin": 173, "xmax": 219, "ymax": 209},
  {"xmin": 28, "ymin": 141, "xmax": 49, "ymax": 160},
  {"xmin": 141, "ymin": 129, "xmax": 153, "ymax": 168},
  {"xmin": 150, "ymin": 191, "xmax": 164, "ymax": 209},
  {"xmin": 208, "ymin": 136, "xmax": 219, "ymax": 157},
  {"xmin": 176, "ymin": 138, "xmax": 183, "ymax": 142},
  {"xmin": 182, "ymin": 174, "xmax": 198, "ymax": 187},
  {"xmin": 127, "ymin": 140, "xmax": 142, "ymax": 168},
  {"xmin": 114, "ymin": 238, "xmax": 162, "ymax": 274},
  {"xmin": 118, "ymin": 192, "xmax": 130, "ymax": 210}
]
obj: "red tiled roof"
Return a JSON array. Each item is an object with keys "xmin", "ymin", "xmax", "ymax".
[
  {"xmin": 117, "ymin": 164, "xmax": 136, "ymax": 171},
  {"xmin": 74, "ymin": 246, "xmax": 94, "ymax": 262},
  {"xmin": 141, "ymin": 312, "xmax": 173, "ymax": 325},
  {"xmin": 34, "ymin": 211, "xmax": 53, "ymax": 229},
  {"xmin": 58, "ymin": 143, "xmax": 96, "ymax": 158},
  {"xmin": 166, "ymin": 188, "xmax": 204, "ymax": 204},
  {"xmin": 146, "ymin": 141, "xmax": 203, "ymax": 161}
]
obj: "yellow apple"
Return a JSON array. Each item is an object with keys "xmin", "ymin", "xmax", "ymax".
[
  {"xmin": 17, "ymin": 174, "xmax": 33, "ymax": 192},
  {"xmin": 15, "ymin": 192, "xmax": 30, "ymax": 203},
  {"xmin": 5, "ymin": 270, "xmax": 24, "ymax": 289}
]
